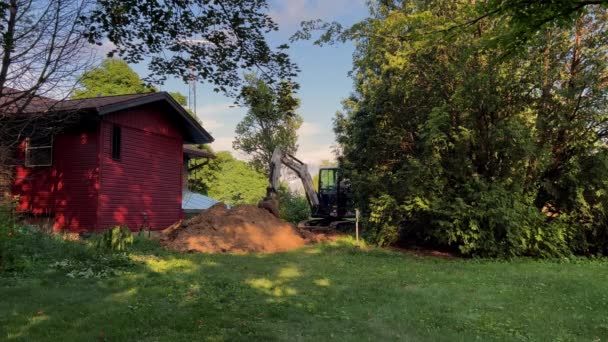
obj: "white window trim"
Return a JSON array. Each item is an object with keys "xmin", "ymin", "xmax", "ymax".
[{"xmin": 25, "ymin": 136, "xmax": 53, "ymax": 167}]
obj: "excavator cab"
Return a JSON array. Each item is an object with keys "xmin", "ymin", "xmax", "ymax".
[{"xmin": 315, "ymin": 168, "xmax": 354, "ymax": 219}]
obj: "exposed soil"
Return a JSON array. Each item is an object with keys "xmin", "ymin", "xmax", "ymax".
[{"xmin": 160, "ymin": 203, "xmax": 333, "ymax": 254}]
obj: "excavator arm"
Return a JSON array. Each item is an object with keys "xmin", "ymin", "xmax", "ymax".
[
  {"xmin": 263, "ymin": 147, "xmax": 319, "ymax": 215},
  {"xmin": 269, "ymin": 147, "xmax": 320, "ymax": 209}
]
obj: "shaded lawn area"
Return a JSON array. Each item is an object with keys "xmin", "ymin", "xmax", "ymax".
[{"xmin": 1, "ymin": 236, "xmax": 608, "ymax": 341}]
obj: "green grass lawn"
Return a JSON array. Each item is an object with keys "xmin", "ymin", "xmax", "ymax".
[{"xmin": 1, "ymin": 234, "xmax": 608, "ymax": 341}]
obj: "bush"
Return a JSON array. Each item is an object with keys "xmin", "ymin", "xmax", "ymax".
[
  {"xmin": 278, "ymin": 187, "xmax": 311, "ymax": 225},
  {"xmin": 94, "ymin": 226, "xmax": 134, "ymax": 252},
  {"xmin": 365, "ymin": 194, "xmax": 401, "ymax": 247},
  {"xmin": 0, "ymin": 197, "xmax": 22, "ymax": 271}
]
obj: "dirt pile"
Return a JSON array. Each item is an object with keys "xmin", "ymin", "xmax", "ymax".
[{"xmin": 161, "ymin": 203, "xmax": 323, "ymax": 254}]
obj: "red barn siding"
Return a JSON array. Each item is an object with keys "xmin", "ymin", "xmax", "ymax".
[
  {"xmin": 52, "ymin": 131, "xmax": 100, "ymax": 231},
  {"xmin": 98, "ymin": 106, "xmax": 183, "ymax": 230},
  {"xmin": 13, "ymin": 130, "xmax": 100, "ymax": 231},
  {"xmin": 104, "ymin": 105, "xmax": 182, "ymax": 138},
  {"xmin": 13, "ymin": 163, "xmax": 54, "ymax": 215}
]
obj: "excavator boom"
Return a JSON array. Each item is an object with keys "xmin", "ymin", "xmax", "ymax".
[{"xmin": 268, "ymin": 147, "xmax": 320, "ymax": 210}]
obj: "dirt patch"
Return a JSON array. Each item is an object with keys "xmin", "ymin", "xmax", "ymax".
[{"xmin": 160, "ymin": 203, "xmax": 333, "ymax": 254}]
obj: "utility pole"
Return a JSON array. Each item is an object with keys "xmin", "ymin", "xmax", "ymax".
[
  {"xmin": 188, "ymin": 68, "xmax": 197, "ymax": 116},
  {"xmin": 180, "ymin": 38, "xmax": 214, "ymax": 116}
]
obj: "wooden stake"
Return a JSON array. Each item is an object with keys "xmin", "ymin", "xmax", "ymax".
[{"xmin": 355, "ymin": 209, "xmax": 360, "ymax": 246}]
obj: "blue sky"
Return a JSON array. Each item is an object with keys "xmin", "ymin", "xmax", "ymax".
[{"xmin": 129, "ymin": 0, "xmax": 368, "ymax": 165}]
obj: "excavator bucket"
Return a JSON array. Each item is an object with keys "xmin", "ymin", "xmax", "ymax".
[
  {"xmin": 258, "ymin": 197, "xmax": 280, "ymax": 218},
  {"xmin": 258, "ymin": 187, "xmax": 280, "ymax": 218}
]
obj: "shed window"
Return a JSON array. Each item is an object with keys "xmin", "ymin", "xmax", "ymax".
[
  {"xmin": 25, "ymin": 136, "xmax": 53, "ymax": 167},
  {"xmin": 111, "ymin": 125, "xmax": 121, "ymax": 160}
]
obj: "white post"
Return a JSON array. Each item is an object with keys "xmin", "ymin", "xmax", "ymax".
[{"xmin": 355, "ymin": 209, "xmax": 360, "ymax": 246}]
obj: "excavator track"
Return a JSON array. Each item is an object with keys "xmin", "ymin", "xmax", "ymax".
[{"xmin": 298, "ymin": 218, "xmax": 356, "ymax": 232}]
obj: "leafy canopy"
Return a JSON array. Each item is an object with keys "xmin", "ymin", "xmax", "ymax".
[
  {"xmin": 189, "ymin": 151, "xmax": 267, "ymax": 206},
  {"xmin": 72, "ymin": 59, "xmax": 153, "ymax": 98},
  {"xmin": 305, "ymin": 1, "xmax": 608, "ymax": 257},
  {"xmin": 233, "ymin": 74, "xmax": 302, "ymax": 173},
  {"xmin": 479, "ymin": 0, "xmax": 608, "ymax": 49},
  {"xmin": 72, "ymin": 58, "xmax": 187, "ymax": 105},
  {"xmin": 82, "ymin": 0, "xmax": 299, "ymax": 95}
]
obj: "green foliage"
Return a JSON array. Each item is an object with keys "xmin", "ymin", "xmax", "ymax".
[
  {"xmin": 94, "ymin": 226, "xmax": 134, "ymax": 252},
  {"xmin": 189, "ymin": 151, "xmax": 267, "ymax": 206},
  {"xmin": 480, "ymin": 0, "xmax": 608, "ymax": 50},
  {"xmin": 72, "ymin": 59, "xmax": 188, "ymax": 104},
  {"xmin": 82, "ymin": 0, "xmax": 298, "ymax": 95},
  {"xmin": 72, "ymin": 59, "xmax": 153, "ymax": 98},
  {"xmin": 0, "ymin": 220, "xmax": 134, "ymax": 275},
  {"xmin": 322, "ymin": 1, "xmax": 608, "ymax": 257},
  {"xmin": 234, "ymin": 74, "xmax": 303, "ymax": 173},
  {"xmin": 168, "ymin": 92, "xmax": 188, "ymax": 106},
  {"xmin": 49, "ymin": 254, "xmax": 133, "ymax": 279},
  {"xmin": 0, "ymin": 200, "xmax": 20, "ymax": 271},
  {"xmin": 366, "ymin": 194, "xmax": 401, "ymax": 247},
  {"xmin": 278, "ymin": 186, "xmax": 311, "ymax": 225}
]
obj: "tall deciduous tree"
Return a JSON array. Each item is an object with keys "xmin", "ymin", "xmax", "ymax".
[
  {"xmin": 72, "ymin": 58, "xmax": 188, "ymax": 106},
  {"xmin": 478, "ymin": 0, "xmax": 608, "ymax": 49},
  {"xmin": 0, "ymin": 0, "xmax": 92, "ymax": 113},
  {"xmin": 72, "ymin": 59, "xmax": 153, "ymax": 98},
  {"xmin": 189, "ymin": 150, "xmax": 267, "ymax": 205},
  {"xmin": 301, "ymin": 1, "xmax": 608, "ymax": 257},
  {"xmin": 233, "ymin": 74, "xmax": 302, "ymax": 173}
]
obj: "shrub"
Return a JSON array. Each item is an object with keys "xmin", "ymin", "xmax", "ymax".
[
  {"xmin": 365, "ymin": 194, "xmax": 401, "ymax": 247},
  {"xmin": 0, "ymin": 196, "xmax": 21, "ymax": 271},
  {"xmin": 95, "ymin": 226, "xmax": 134, "ymax": 252},
  {"xmin": 278, "ymin": 187, "xmax": 311, "ymax": 225}
]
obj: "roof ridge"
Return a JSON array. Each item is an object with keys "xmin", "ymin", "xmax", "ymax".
[{"xmin": 62, "ymin": 91, "xmax": 157, "ymax": 103}]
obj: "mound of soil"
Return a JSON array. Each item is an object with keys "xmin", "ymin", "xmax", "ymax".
[{"xmin": 161, "ymin": 203, "xmax": 325, "ymax": 254}]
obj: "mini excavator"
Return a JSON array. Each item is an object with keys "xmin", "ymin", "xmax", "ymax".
[{"xmin": 258, "ymin": 147, "xmax": 355, "ymax": 230}]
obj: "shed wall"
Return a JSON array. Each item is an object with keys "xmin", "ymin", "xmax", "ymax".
[
  {"xmin": 97, "ymin": 106, "xmax": 183, "ymax": 230},
  {"xmin": 12, "ymin": 129, "xmax": 100, "ymax": 231}
]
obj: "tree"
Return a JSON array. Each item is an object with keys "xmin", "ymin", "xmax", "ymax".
[
  {"xmin": 72, "ymin": 59, "xmax": 153, "ymax": 98},
  {"xmin": 189, "ymin": 151, "xmax": 267, "ymax": 206},
  {"xmin": 0, "ymin": 0, "xmax": 93, "ymax": 193},
  {"xmin": 0, "ymin": 0, "xmax": 92, "ymax": 114},
  {"xmin": 305, "ymin": 1, "xmax": 608, "ymax": 257},
  {"xmin": 1, "ymin": 0, "xmax": 298, "ymax": 144},
  {"xmin": 72, "ymin": 58, "xmax": 188, "ymax": 107},
  {"xmin": 233, "ymin": 74, "xmax": 302, "ymax": 173},
  {"xmin": 478, "ymin": 0, "xmax": 608, "ymax": 49},
  {"xmin": 169, "ymin": 92, "xmax": 187, "ymax": 107},
  {"xmin": 1, "ymin": 0, "xmax": 299, "ymax": 142},
  {"xmin": 81, "ymin": 0, "xmax": 298, "ymax": 95}
]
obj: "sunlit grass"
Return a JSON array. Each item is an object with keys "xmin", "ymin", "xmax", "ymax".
[{"xmin": 1, "ymin": 235, "xmax": 608, "ymax": 341}]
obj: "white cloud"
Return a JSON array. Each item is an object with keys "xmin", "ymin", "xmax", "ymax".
[
  {"xmin": 296, "ymin": 143, "xmax": 336, "ymax": 164},
  {"xmin": 200, "ymin": 118, "xmax": 223, "ymax": 131},
  {"xmin": 210, "ymin": 137, "xmax": 234, "ymax": 153},
  {"xmin": 197, "ymin": 102, "xmax": 239, "ymax": 117},
  {"xmin": 91, "ymin": 40, "xmax": 116, "ymax": 57},
  {"xmin": 298, "ymin": 122, "xmax": 322, "ymax": 137}
]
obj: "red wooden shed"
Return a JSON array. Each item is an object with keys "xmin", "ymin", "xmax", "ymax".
[{"xmin": 11, "ymin": 92, "xmax": 213, "ymax": 232}]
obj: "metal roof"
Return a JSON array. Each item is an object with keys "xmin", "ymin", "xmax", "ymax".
[
  {"xmin": 183, "ymin": 145, "xmax": 216, "ymax": 159},
  {"xmin": 182, "ymin": 191, "xmax": 222, "ymax": 211}
]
